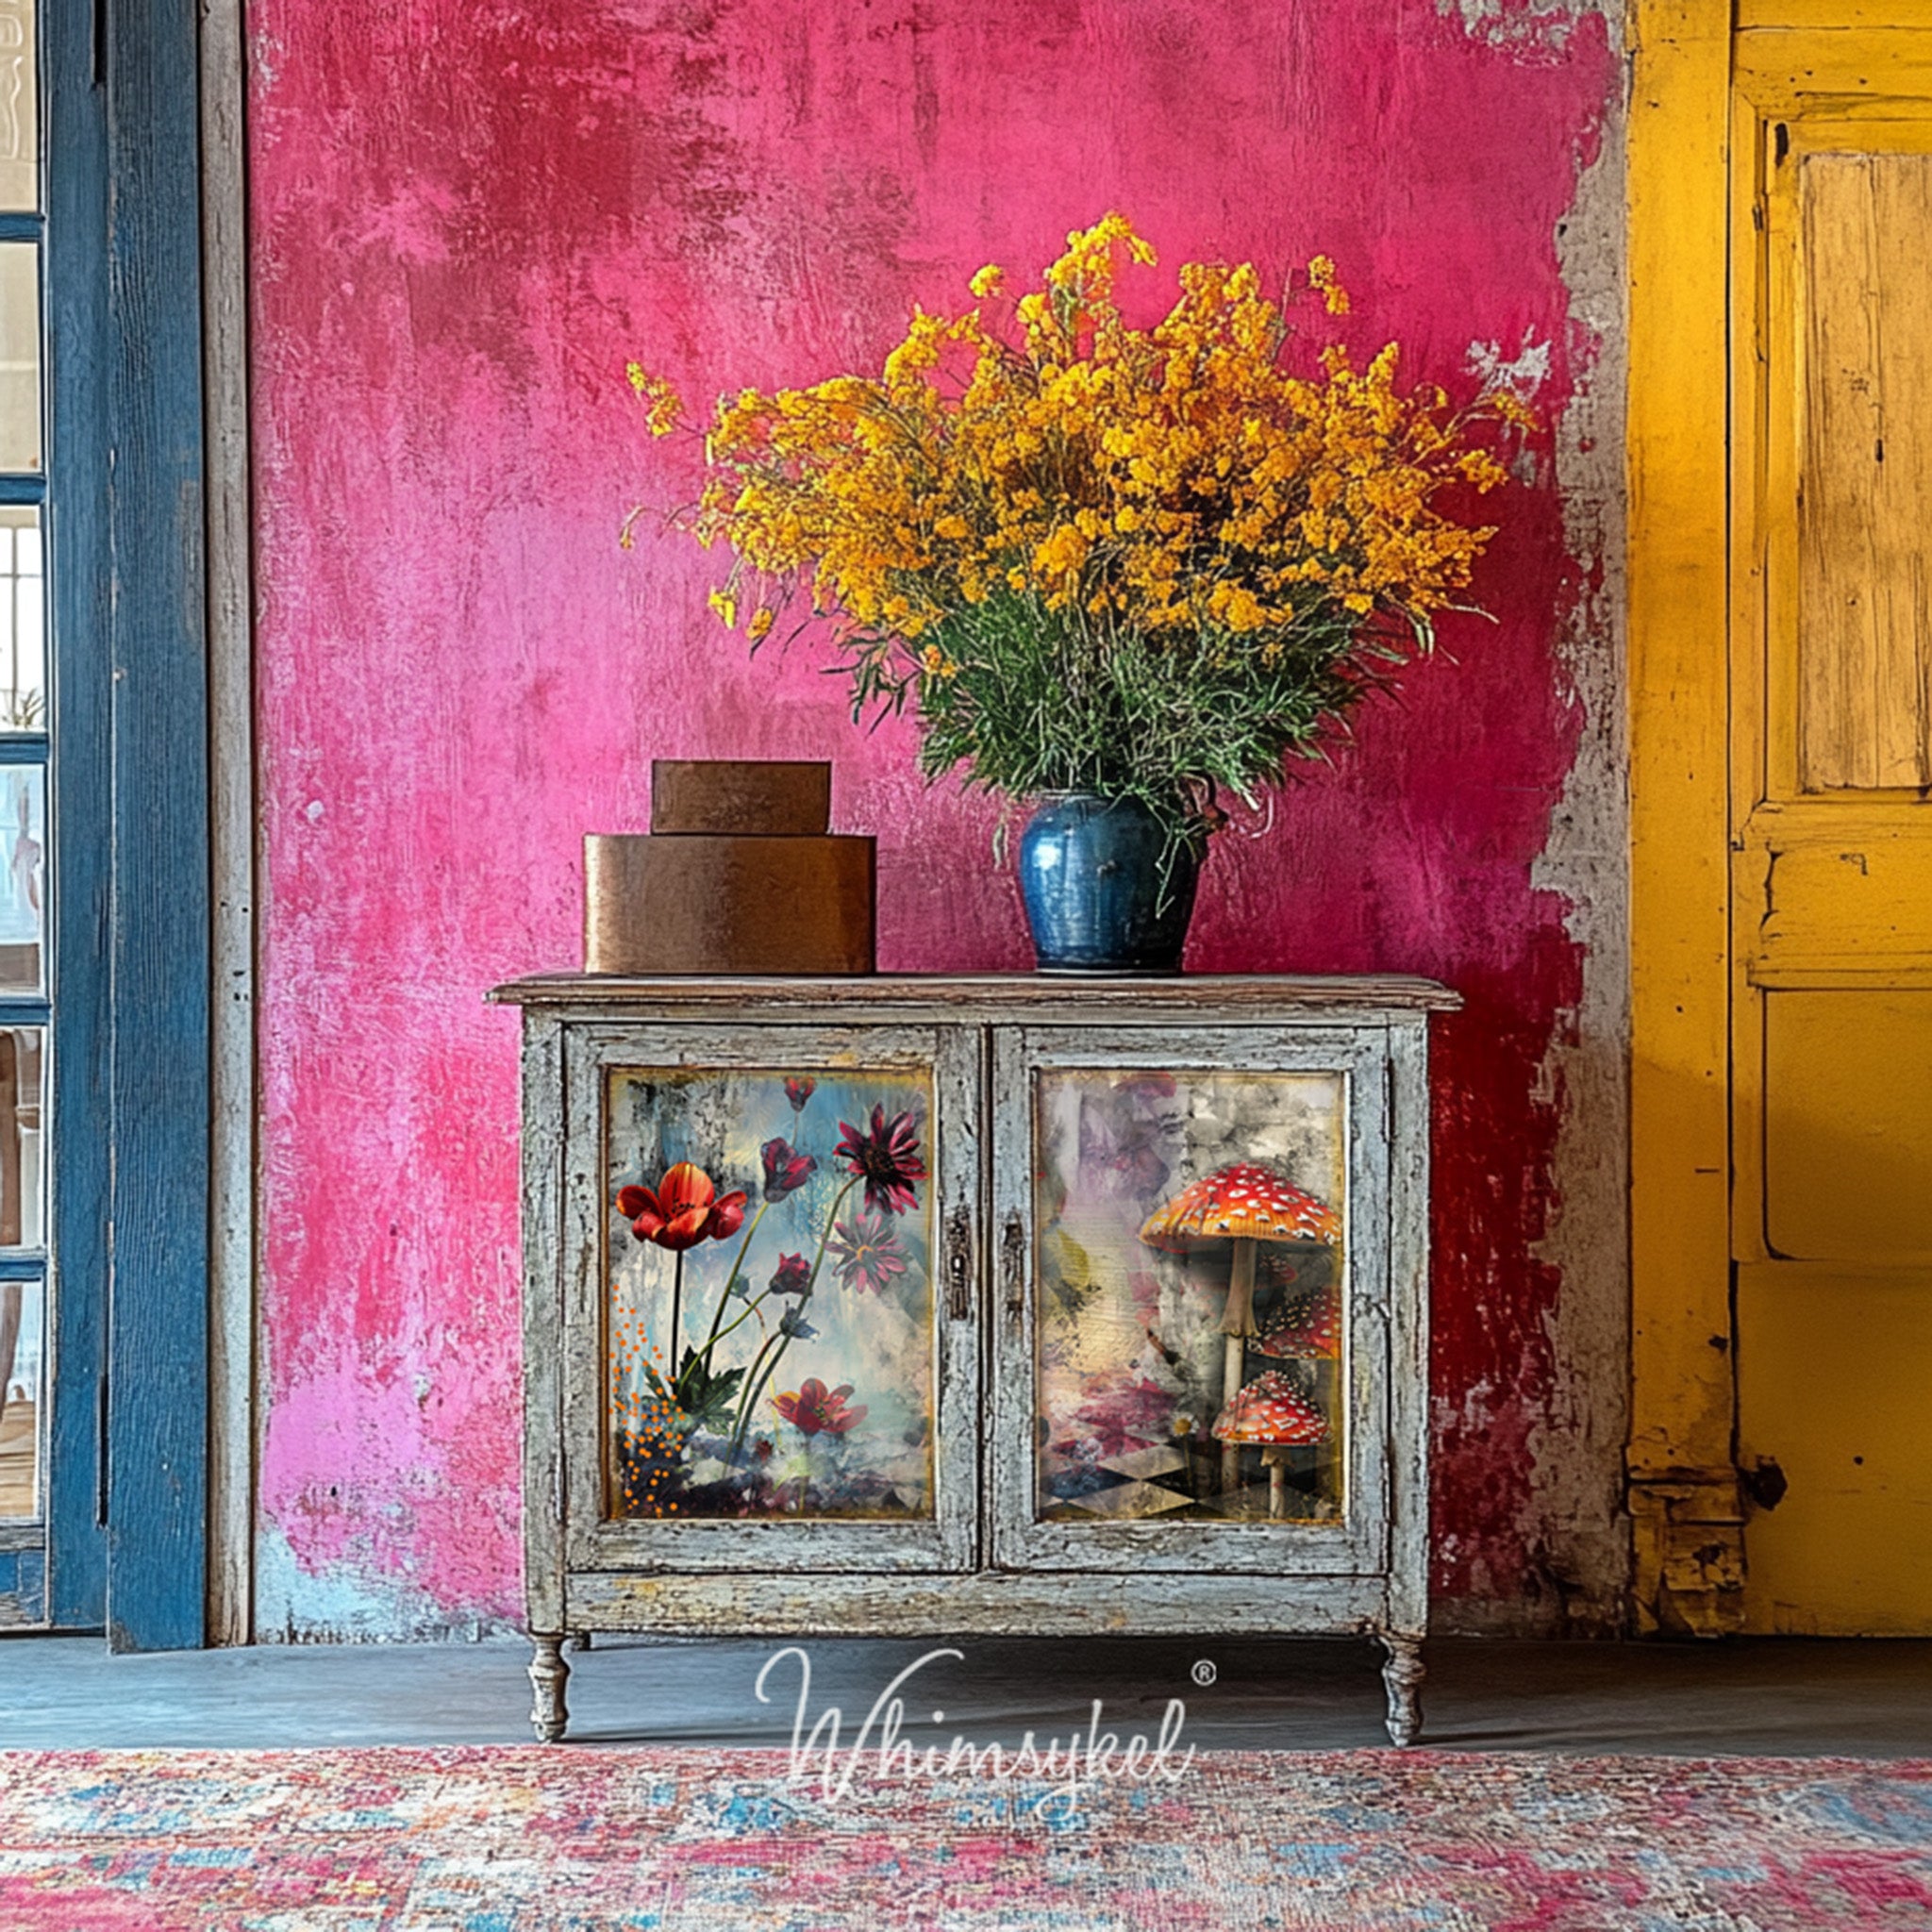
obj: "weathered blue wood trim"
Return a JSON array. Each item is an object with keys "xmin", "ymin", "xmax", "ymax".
[
  {"xmin": 0, "ymin": 732, "xmax": 50, "ymax": 762},
  {"xmin": 0, "ymin": 1251, "xmax": 46, "ymax": 1281},
  {"xmin": 0, "ymin": 1001, "xmax": 50, "ymax": 1027},
  {"xmin": 100, "ymin": 0, "xmax": 208, "ymax": 1654},
  {"xmin": 45, "ymin": 0, "xmax": 113, "ymax": 1635},
  {"xmin": 0, "ymin": 1547, "xmax": 48, "ymax": 1623},
  {"xmin": 0, "ymin": 211, "xmax": 42, "ymax": 243},
  {"xmin": 0, "ymin": 476, "xmax": 47, "ymax": 505}
]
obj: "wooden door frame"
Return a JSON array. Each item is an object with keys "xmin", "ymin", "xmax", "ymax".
[
  {"xmin": 1626, "ymin": 0, "xmax": 1743, "ymax": 1637},
  {"xmin": 39, "ymin": 0, "xmax": 221, "ymax": 1650},
  {"xmin": 97, "ymin": 0, "xmax": 214, "ymax": 1651},
  {"xmin": 200, "ymin": 0, "xmax": 257, "ymax": 1651}
]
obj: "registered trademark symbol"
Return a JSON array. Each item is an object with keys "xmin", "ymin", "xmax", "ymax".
[{"xmin": 1191, "ymin": 1658, "xmax": 1217, "ymax": 1688}]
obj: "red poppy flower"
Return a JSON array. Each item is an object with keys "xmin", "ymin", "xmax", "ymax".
[
  {"xmin": 785, "ymin": 1077, "xmax": 816, "ymax": 1110},
  {"xmin": 616, "ymin": 1161, "xmax": 749, "ymax": 1251},
  {"xmin": 774, "ymin": 1376, "xmax": 868, "ymax": 1438},
  {"xmin": 760, "ymin": 1136, "xmax": 817, "ymax": 1201},
  {"xmin": 834, "ymin": 1104, "xmax": 927, "ymax": 1216}
]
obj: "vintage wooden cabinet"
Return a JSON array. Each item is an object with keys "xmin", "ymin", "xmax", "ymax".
[{"xmin": 491, "ymin": 974, "xmax": 1456, "ymax": 1745}]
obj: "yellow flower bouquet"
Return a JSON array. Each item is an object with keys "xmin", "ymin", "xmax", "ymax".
[{"xmin": 628, "ymin": 214, "xmax": 1528, "ymax": 966}]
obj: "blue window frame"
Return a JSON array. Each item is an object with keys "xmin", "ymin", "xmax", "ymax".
[{"xmin": 3, "ymin": 0, "xmax": 212, "ymax": 1649}]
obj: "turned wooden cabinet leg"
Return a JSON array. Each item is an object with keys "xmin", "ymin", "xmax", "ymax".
[
  {"xmin": 528, "ymin": 1632, "xmax": 571, "ymax": 1742},
  {"xmin": 1377, "ymin": 1631, "xmax": 1424, "ymax": 1748}
]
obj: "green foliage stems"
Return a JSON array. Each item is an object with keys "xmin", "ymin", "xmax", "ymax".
[{"xmin": 841, "ymin": 593, "xmax": 1429, "ymax": 843}]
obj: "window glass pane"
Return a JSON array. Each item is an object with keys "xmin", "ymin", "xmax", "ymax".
[
  {"xmin": 0, "ymin": 243, "xmax": 36, "ymax": 471},
  {"xmin": 0, "ymin": 509, "xmax": 41, "ymax": 732},
  {"xmin": 604, "ymin": 1063, "xmax": 937, "ymax": 1523},
  {"xmin": 0, "ymin": 1275, "xmax": 36, "ymax": 1517},
  {"xmin": 0, "ymin": 1024, "xmax": 39, "ymax": 1247},
  {"xmin": 0, "ymin": 0, "xmax": 33, "ymax": 214},
  {"xmin": 1033, "ymin": 1066, "xmax": 1347, "ymax": 1526},
  {"xmin": 0, "ymin": 762, "xmax": 38, "ymax": 992}
]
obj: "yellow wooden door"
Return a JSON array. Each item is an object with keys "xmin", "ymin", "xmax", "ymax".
[{"xmin": 1731, "ymin": 18, "xmax": 1932, "ymax": 1633}]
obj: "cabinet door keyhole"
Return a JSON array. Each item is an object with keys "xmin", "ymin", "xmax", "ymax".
[{"xmin": 944, "ymin": 1205, "xmax": 973, "ymax": 1322}]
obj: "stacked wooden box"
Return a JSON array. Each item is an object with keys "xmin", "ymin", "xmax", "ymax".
[{"xmin": 584, "ymin": 760, "xmax": 874, "ymax": 975}]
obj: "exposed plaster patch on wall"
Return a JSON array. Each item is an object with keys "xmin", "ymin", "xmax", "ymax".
[
  {"xmin": 1437, "ymin": 0, "xmax": 1608, "ymax": 58},
  {"xmin": 1467, "ymin": 332, "xmax": 1554, "ymax": 399},
  {"xmin": 1516, "ymin": 64, "xmax": 1632, "ymax": 1637},
  {"xmin": 255, "ymin": 1522, "xmax": 509, "ymax": 1644}
]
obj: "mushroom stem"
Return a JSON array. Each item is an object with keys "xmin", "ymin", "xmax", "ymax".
[
  {"xmin": 1220, "ymin": 1239, "xmax": 1259, "ymax": 1338},
  {"xmin": 1219, "ymin": 1241, "xmax": 1257, "ymax": 1500},
  {"xmin": 1262, "ymin": 1444, "xmax": 1291, "ymax": 1521},
  {"xmin": 1221, "ymin": 1333, "xmax": 1244, "ymax": 1499}
]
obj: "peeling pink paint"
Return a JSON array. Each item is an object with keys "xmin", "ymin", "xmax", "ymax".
[{"xmin": 251, "ymin": 0, "xmax": 1619, "ymax": 1636}]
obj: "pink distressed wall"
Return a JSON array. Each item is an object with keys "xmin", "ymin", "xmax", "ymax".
[{"xmin": 250, "ymin": 0, "xmax": 1628, "ymax": 1638}]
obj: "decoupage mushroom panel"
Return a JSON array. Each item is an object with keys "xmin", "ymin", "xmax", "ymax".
[
  {"xmin": 1033, "ymin": 1067, "xmax": 1346, "ymax": 1526},
  {"xmin": 604, "ymin": 1066, "xmax": 936, "ymax": 1522}
]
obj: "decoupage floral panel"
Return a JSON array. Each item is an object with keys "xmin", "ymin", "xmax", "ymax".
[
  {"xmin": 1033, "ymin": 1067, "xmax": 1347, "ymax": 1527},
  {"xmin": 605, "ymin": 1066, "xmax": 934, "ymax": 1522}
]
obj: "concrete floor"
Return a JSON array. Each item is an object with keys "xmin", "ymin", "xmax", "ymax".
[{"xmin": 4, "ymin": 1633, "xmax": 1929, "ymax": 1755}]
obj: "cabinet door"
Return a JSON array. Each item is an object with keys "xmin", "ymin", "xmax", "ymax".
[
  {"xmin": 991, "ymin": 1025, "xmax": 1391, "ymax": 1575},
  {"xmin": 560, "ymin": 1022, "xmax": 979, "ymax": 1574}
]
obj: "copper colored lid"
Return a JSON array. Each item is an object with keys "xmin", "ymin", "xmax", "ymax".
[{"xmin": 650, "ymin": 759, "xmax": 831, "ymax": 836}]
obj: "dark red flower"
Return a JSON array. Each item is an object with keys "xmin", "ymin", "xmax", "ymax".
[
  {"xmin": 774, "ymin": 1376, "xmax": 868, "ymax": 1438},
  {"xmin": 1072, "ymin": 1375, "xmax": 1188, "ymax": 1460},
  {"xmin": 785, "ymin": 1077, "xmax": 816, "ymax": 1110},
  {"xmin": 827, "ymin": 1210, "xmax": 911, "ymax": 1296},
  {"xmin": 834, "ymin": 1104, "xmax": 926, "ymax": 1216},
  {"xmin": 616, "ymin": 1162, "xmax": 749, "ymax": 1252},
  {"xmin": 760, "ymin": 1136, "xmax": 817, "ymax": 1201},
  {"xmin": 769, "ymin": 1251, "xmax": 812, "ymax": 1297}
]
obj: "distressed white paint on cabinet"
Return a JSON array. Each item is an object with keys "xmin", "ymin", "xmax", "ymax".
[{"xmin": 491, "ymin": 974, "xmax": 1454, "ymax": 1747}]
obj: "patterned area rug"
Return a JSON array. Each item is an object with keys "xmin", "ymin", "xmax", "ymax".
[{"xmin": 0, "ymin": 1747, "xmax": 1926, "ymax": 1929}]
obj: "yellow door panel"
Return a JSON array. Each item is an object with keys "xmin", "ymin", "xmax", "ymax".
[
  {"xmin": 1737, "ymin": 1266, "xmax": 1932, "ymax": 1635},
  {"xmin": 1754, "ymin": 828, "xmax": 1932, "ymax": 975},
  {"xmin": 1737, "ymin": 28, "xmax": 1932, "ymax": 108},
  {"xmin": 1732, "ymin": 31, "xmax": 1932, "ymax": 1633},
  {"xmin": 1764, "ymin": 991, "xmax": 1932, "ymax": 1258},
  {"xmin": 1797, "ymin": 152, "xmax": 1932, "ymax": 792}
]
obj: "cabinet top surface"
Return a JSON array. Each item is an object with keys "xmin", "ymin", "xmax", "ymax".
[{"xmin": 488, "ymin": 971, "xmax": 1460, "ymax": 1013}]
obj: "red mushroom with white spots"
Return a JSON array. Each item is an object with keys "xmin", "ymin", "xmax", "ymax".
[
  {"xmin": 1139, "ymin": 1162, "xmax": 1340, "ymax": 1338},
  {"xmin": 1140, "ymin": 1161, "xmax": 1340, "ymax": 1497},
  {"xmin": 1211, "ymin": 1369, "xmax": 1329, "ymax": 1520},
  {"xmin": 1256, "ymin": 1283, "xmax": 1343, "ymax": 1361}
]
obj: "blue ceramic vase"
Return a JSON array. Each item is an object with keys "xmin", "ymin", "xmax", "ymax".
[{"xmin": 1017, "ymin": 792, "xmax": 1201, "ymax": 974}]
